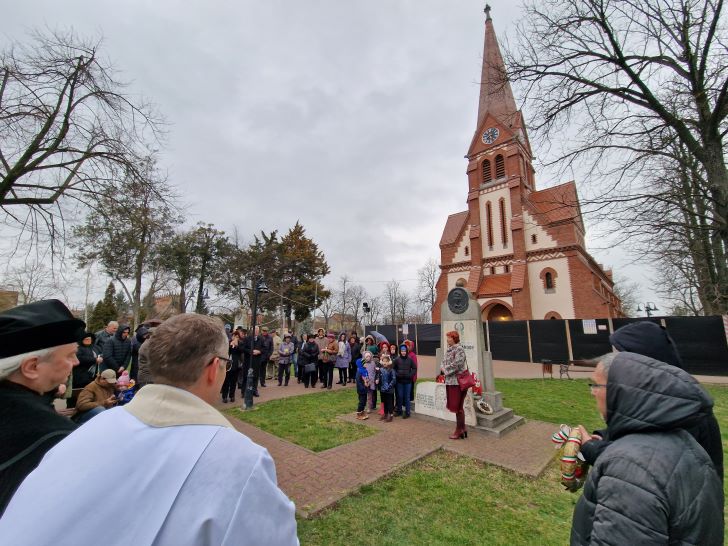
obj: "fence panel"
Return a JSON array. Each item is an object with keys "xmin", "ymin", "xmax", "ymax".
[
  {"xmin": 665, "ymin": 316, "xmax": 728, "ymax": 376},
  {"xmin": 488, "ymin": 320, "xmax": 530, "ymax": 362},
  {"xmin": 530, "ymin": 320, "xmax": 569, "ymax": 363},
  {"xmin": 568, "ymin": 319, "xmax": 611, "ymax": 360}
]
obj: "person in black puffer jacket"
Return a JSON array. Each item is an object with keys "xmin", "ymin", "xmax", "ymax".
[
  {"xmin": 102, "ymin": 324, "xmax": 131, "ymax": 374},
  {"xmin": 580, "ymin": 321, "xmax": 723, "ymax": 482},
  {"xmin": 393, "ymin": 344, "xmax": 417, "ymax": 418},
  {"xmin": 570, "ymin": 352, "xmax": 723, "ymax": 545}
]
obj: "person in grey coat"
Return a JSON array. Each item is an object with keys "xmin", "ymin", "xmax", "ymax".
[{"xmin": 570, "ymin": 352, "xmax": 723, "ymax": 545}]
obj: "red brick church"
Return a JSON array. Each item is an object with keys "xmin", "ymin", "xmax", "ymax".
[{"xmin": 433, "ymin": 6, "xmax": 622, "ymax": 322}]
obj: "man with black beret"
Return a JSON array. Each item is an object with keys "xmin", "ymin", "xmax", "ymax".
[{"xmin": 0, "ymin": 299, "xmax": 85, "ymax": 516}]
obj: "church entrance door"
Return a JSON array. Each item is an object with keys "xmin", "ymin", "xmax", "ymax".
[{"xmin": 487, "ymin": 304, "xmax": 513, "ymax": 321}]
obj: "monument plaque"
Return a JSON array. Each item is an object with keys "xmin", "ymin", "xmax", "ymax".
[{"xmin": 414, "ymin": 382, "xmax": 476, "ymax": 426}]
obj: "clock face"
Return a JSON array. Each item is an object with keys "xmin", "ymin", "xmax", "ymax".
[{"xmin": 482, "ymin": 127, "xmax": 499, "ymax": 144}]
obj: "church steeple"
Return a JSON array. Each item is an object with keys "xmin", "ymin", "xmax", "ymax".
[{"xmin": 476, "ymin": 5, "xmax": 519, "ymax": 130}]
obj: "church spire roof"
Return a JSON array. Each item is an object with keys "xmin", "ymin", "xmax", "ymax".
[{"xmin": 476, "ymin": 5, "xmax": 518, "ymax": 129}]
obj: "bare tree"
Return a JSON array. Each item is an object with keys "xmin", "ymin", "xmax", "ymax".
[
  {"xmin": 611, "ymin": 276, "xmax": 640, "ymax": 318},
  {"xmin": 396, "ymin": 290, "xmax": 411, "ymax": 324},
  {"xmin": 367, "ymin": 295, "xmax": 384, "ymax": 327},
  {"xmin": 319, "ymin": 294, "xmax": 334, "ymax": 331},
  {"xmin": 507, "ymin": 0, "xmax": 728, "ymax": 312},
  {"xmin": 333, "ymin": 275, "xmax": 351, "ymax": 330},
  {"xmin": 0, "ymin": 29, "xmax": 163, "ymax": 247},
  {"xmin": 384, "ymin": 280, "xmax": 402, "ymax": 324},
  {"xmin": 347, "ymin": 284, "xmax": 368, "ymax": 334},
  {"xmin": 417, "ymin": 258, "xmax": 439, "ymax": 321},
  {"xmin": 2, "ymin": 260, "xmax": 56, "ymax": 304}
]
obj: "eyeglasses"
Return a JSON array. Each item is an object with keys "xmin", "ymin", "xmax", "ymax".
[
  {"xmin": 588, "ymin": 383, "xmax": 607, "ymax": 391},
  {"xmin": 209, "ymin": 355, "xmax": 232, "ymax": 372}
]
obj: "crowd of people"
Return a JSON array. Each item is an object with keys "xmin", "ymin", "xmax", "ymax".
[{"xmin": 0, "ymin": 298, "xmax": 724, "ymax": 544}]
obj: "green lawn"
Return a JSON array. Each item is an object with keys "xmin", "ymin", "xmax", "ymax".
[
  {"xmin": 226, "ymin": 388, "xmax": 376, "ymax": 452},
  {"xmin": 295, "ymin": 379, "xmax": 728, "ymax": 545}
]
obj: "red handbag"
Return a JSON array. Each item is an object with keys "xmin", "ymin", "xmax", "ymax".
[{"xmin": 456, "ymin": 356, "xmax": 476, "ymax": 392}]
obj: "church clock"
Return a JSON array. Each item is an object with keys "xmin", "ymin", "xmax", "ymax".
[{"xmin": 482, "ymin": 127, "xmax": 499, "ymax": 144}]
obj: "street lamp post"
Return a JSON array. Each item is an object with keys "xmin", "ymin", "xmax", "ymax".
[
  {"xmin": 243, "ymin": 278, "xmax": 268, "ymax": 410},
  {"xmin": 362, "ymin": 302, "xmax": 370, "ymax": 337},
  {"xmin": 637, "ymin": 302, "xmax": 659, "ymax": 317}
]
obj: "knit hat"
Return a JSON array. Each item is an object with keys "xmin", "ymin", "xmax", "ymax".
[
  {"xmin": 0, "ymin": 300, "xmax": 86, "ymax": 378},
  {"xmin": 610, "ymin": 322, "xmax": 683, "ymax": 369},
  {"xmin": 363, "ymin": 350, "xmax": 373, "ymax": 361},
  {"xmin": 100, "ymin": 369, "xmax": 118, "ymax": 384},
  {"xmin": 116, "ymin": 370, "xmax": 130, "ymax": 387}
]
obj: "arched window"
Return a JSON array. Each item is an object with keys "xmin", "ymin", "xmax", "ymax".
[
  {"xmin": 540, "ymin": 268, "xmax": 558, "ymax": 291},
  {"xmin": 464, "ymin": 245, "xmax": 469, "ymax": 257},
  {"xmin": 495, "ymin": 154, "xmax": 505, "ymax": 179},
  {"xmin": 485, "ymin": 201, "xmax": 494, "ymax": 248},
  {"xmin": 545, "ymin": 272, "xmax": 554, "ymax": 289},
  {"xmin": 499, "ymin": 198, "xmax": 508, "ymax": 245},
  {"xmin": 482, "ymin": 160, "xmax": 492, "ymax": 184}
]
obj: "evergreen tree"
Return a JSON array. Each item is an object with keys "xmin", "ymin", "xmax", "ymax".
[{"xmin": 88, "ymin": 282, "xmax": 119, "ymax": 332}]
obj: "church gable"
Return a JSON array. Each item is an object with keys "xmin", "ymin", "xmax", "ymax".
[{"xmin": 467, "ymin": 113, "xmax": 517, "ymax": 158}]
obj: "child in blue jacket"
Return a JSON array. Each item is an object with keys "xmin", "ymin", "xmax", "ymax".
[{"xmin": 378, "ymin": 354, "xmax": 397, "ymax": 422}]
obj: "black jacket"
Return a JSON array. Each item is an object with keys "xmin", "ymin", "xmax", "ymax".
[
  {"xmin": 102, "ymin": 326, "xmax": 132, "ymax": 372},
  {"xmin": 0, "ymin": 381, "xmax": 77, "ymax": 516},
  {"xmin": 298, "ymin": 342, "xmax": 319, "ymax": 365},
  {"xmin": 571, "ymin": 353, "xmax": 723, "ymax": 545},
  {"xmin": 393, "ymin": 356, "xmax": 417, "ymax": 383},
  {"xmin": 241, "ymin": 335, "xmax": 265, "ymax": 365},
  {"xmin": 260, "ymin": 334, "xmax": 273, "ymax": 361},
  {"xmin": 73, "ymin": 345, "xmax": 98, "ymax": 388}
]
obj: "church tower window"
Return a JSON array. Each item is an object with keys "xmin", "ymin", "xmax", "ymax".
[
  {"xmin": 499, "ymin": 198, "xmax": 508, "ymax": 245},
  {"xmin": 485, "ymin": 201, "xmax": 494, "ymax": 248},
  {"xmin": 482, "ymin": 160, "xmax": 492, "ymax": 184},
  {"xmin": 464, "ymin": 245, "xmax": 469, "ymax": 257},
  {"xmin": 495, "ymin": 154, "xmax": 505, "ymax": 179}
]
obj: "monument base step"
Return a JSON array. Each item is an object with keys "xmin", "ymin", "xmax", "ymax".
[{"xmin": 473, "ymin": 407, "xmax": 525, "ymax": 438}]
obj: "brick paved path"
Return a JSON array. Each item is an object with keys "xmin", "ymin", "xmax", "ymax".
[{"xmin": 220, "ymin": 380, "xmax": 557, "ymax": 518}]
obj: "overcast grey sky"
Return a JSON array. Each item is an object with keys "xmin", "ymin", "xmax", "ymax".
[{"xmin": 0, "ymin": 0, "xmax": 656, "ymax": 311}]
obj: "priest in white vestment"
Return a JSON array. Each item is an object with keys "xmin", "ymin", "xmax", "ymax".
[{"xmin": 0, "ymin": 313, "xmax": 298, "ymax": 546}]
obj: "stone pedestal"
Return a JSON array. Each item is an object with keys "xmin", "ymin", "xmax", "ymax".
[{"xmin": 424, "ymin": 282, "xmax": 524, "ymax": 437}]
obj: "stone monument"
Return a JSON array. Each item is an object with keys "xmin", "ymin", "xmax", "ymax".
[{"xmin": 416, "ymin": 280, "xmax": 524, "ymax": 437}]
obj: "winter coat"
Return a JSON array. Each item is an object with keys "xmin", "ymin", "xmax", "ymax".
[
  {"xmin": 74, "ymin": 345, "xmax": 98, "ymax": 388},
  {"xmin": 335, "ymin": 341, "xmax": 350, "ymax": 369},
  {"xmin": 0, "ymin": 381, "xmax": 77, "ymax": 516},
  {"xmin": 441, "ymin": 344, "xmax": 466, "ymax": 386},
  {"xmin": 242, "ymin": 335, "xmax": 266, "ymax": 366},
  {"xmin": 75, "ymin": 379, "xmax": 116, "ymax": 413},
  {"xmin": 136, "ymin": 341, "xmax": 153, "ymax": 386},
  {"xmin": 101, "ymin": 326, "xmax": 132, "ymax": 373},
  {"xmin": 393, "ymin": 356, "xmax": 416, "ymax": 384},
  {"xmin": 583, "ymin": 324, "xmax": 723, "ymax": 481},
  {"xmin": 270, "ymin": 334, "xmax": 281, "ymax": 363},
  {"xmin": 355, "ymin": 359, "xmax": 369, "ymax": 394},
  {"xmin": 278, "ymin": 341, "xmax": 294, "ymax": 365},
  {"xmin": 260, "ymin": 334, "xmax": 273, "ymax": 362},
  {"xmin": 298, "ymin": 341, "xmax": 319, "ymax": 366},
  {"xmin": 314, "ymin": 335, "xmax": 328, "ymax": 359},
  {"xmin": 364, "ymin": 359, "xmax": 378, "ymax": 391},
  {"xmin": 378, "ymin": 367, "xmax": 396, "ymax": 393},
  {"xmin": 570, "ymin": 352, "xmax": 724, "ymax": 545},
  {"xmin": 229, "ymin": 336, "xmax": 244, "ymax": 369},
  {"xmin": 349, "ymin": 341, "xmax": 362, "ymax": 363},
  {"xmin": 93, "ymin": 328, "xmax": 114, "ymax": 355}
]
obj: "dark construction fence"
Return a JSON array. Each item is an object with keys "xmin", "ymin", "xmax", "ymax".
[{"xmin": 366, "ymin": 315, "xmax": 728, "ymax": 377}]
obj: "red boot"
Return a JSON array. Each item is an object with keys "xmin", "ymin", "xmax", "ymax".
[{"xmin": 449, "ymin": 410, "xmax": 464, "ymax": 439}]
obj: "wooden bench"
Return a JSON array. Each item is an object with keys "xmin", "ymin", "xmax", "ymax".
[{"xmin": 541, "ymin": 359, "xmax": 594, "ymax": 379}]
